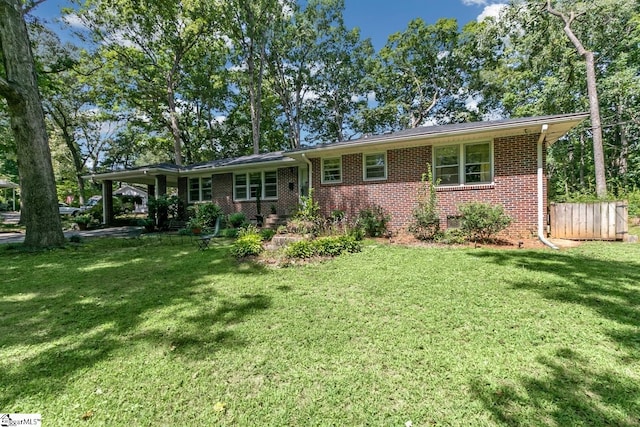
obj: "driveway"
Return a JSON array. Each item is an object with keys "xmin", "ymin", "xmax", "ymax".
[{"xmin": 1, "ymin": 211, "xmax": 147, "ymax": 244}]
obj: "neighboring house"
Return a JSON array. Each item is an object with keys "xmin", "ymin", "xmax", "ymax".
[
  {"xmin": 114, "ymin": 184, "xmax": 148, "ymax": 213},
  {"xmin": 85, "ymin": 113, "xmax": 588, "ymax": 238}
]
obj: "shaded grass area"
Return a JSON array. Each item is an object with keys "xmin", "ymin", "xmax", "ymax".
[{"xmin": 1, "ymin": 238, "xmax": 639, "ymax": 425}]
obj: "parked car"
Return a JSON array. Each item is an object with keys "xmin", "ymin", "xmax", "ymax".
[
  {"xmin": 59, "ymin": 202, "xmax": 82, "ymax": 216},
  {"xmin": 80, "ymin": 196, "xmax": 101, "ymax": 212}
]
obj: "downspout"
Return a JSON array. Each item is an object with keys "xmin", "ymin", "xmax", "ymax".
[
  {"xmin": 537, "ymin": 124, "xmax": 558, "ymax": 249},
  {"xmin": 301, "ymin": 153, "xmax": 313, "ymax": 198}
]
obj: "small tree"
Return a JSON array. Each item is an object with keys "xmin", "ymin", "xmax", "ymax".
[
  {"xmin": 410, "ymin": 164, "xmax": 440, "ymax": 240},
  {"xmin": 459, "ymin": 202, "xmax": 512, "ymax": 244}
]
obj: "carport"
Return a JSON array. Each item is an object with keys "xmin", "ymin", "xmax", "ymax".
[{"xmin": 84, "ymin": 164, "xmax": 183, "ymax": 226}]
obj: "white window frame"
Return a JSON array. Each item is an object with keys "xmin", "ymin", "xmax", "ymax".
[
  {"xmin": 433, "ymin": 141, "xmax": 493, "ymax": 186},
  {"xmin": 188, "ymin": 177, "xmax": 212, "ymax": 203},
  {"xmin": 233, "ymin": 171, "xmax": 278, "ymax": 201},
  {"xmin": 321, "ymin": 157, "xmax": 342, "ymax": 184},
  {"xmin": 363, "ymin": 152, "xmax": 387, "ymax": 181}
]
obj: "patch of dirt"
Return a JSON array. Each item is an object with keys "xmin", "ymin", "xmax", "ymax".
[{"xmin": 380, "ymin": 231, "xmax": 566, "ymax": 250}]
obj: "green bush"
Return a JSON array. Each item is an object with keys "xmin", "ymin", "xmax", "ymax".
[
  {"xmin": 220, "ymin": 228, "xmax": 239, "ymax": 238},
  {"xmin": 459, "ymin": 202, "xmax": 512, "ymax": 243},
  {"xmin": 295, "ymin": 189, "xmax": 320, "ymax": 221},
  {"xmin": 191, "ymin": 202, "xmax": 222, "ymax": 228},
  {"xmin": 227, "ymin": 212, "xmax": 247, "ymax": 228},
  {"xmin": 316, "ymin": 235, "xmax": 361, "ymax": 256},
  {"xmin": 260, "ymin": 228, "xmax": 276, "ymax": 241},
  {"xmin": 284, "ymin": 240, "xmax": 316, "ymax": 259},
  {"xmin": 74, "ymin": 214, "xmax": 92, "ymax": 225},
  {"xmin": 285, "ymin": 235, "xmax": 362, "ymax": 259},
  {"xmin": 357, "ymin": 205, "xmax": 390, "ymax": 237},
  {"xmin": 231, "ymin": 228, "xmax": 264, "ymax": 258},
  {"xmin": 625, "ymin": 190, "xmax": 640, "ymax": 218},
  {"xmin": 410, "ymin": 164, "xmax": 440, "ymax": 240},
  {"xmin": 435, "ymin": 228, "xmax": 466, "ymax": 245}
]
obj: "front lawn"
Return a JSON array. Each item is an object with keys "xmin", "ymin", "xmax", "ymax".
[{"xmin": 1, "ymin": 238, "xmax": 639, "ymax": 425}]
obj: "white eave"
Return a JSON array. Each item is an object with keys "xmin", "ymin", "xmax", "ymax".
[{"xmin": 286, "ymin": 113, "xmax": 589, "ymax": 158}]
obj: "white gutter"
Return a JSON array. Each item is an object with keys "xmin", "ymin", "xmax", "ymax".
[{"xmin": 537, "ymin": 124, "xmax": 558, "ymax": 250}]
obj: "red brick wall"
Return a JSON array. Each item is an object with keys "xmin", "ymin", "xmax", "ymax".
[
  {"xmin": 310, "ymin": 134, "xmax": 545, "ymax": 238},
  {"xmin": 211, "ymin": 167, "xmax": 300, "ymax": 218}
]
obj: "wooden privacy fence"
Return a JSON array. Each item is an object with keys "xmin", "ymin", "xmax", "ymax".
[{"xmin": 549, "ymin": 201, "xmax": 628, "ymax": 240}]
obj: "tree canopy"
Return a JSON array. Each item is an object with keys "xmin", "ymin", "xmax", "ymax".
[{"xmin": 1, "ymin": 0, "xmax": 639, "ymax": 209}]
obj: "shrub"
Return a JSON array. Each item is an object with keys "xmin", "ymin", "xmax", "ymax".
[
  {"xmin": 316, "ymin": 235, "xmax": 361, "ymax": 256},
  {"xmin": 357, "ymin": 205, "xmax": 390, "ymax": 237},
  {"xmin": 220, "ymin": 228, "xmax": 239, "ymax": 238},
  {"xmin": 410, "ymin": 164, "xmax": 440, "ymax": 240},
  {"xmin": 435, "ymin": 228, "xmax": 466, "ymax": 245},
  {"xmin": 295, "ymin": 189, "xmax": 321, "ymax": 221},
  {"xmin": 260, "ymin": 228, "xmax": 276, "ymax": 241},
  {"xmin": 74, "ymin": 214, "xmax": 92, "ymax": 225},
  {"xmin": 147, "ymin": 195, "xmax": 185, "ymax": 224},
  {"xmin": 231, "ymin": 227, "xmax": 264, "ymax": 258},
  {"xmin": 284, "ymin": 240, "xmax": 316, "ymax": 259},
  {"xmin": 459, "ymin": 202, "xmax": 512, "ymax": 243},
  {"xmin": 68, "ymin": 234, "xmax": 82, "ymax": 243},
  {"xmin": 285, "ymin": 235, "xmax": 362, "ymax": 259},
  {"xmin": 227, "ymin": 212, "xmax": 247, "ymax": 228},
  {"xmin": 329, "ymin": 209, "xmax": 345, "ymax": 222},
  {"xmin": 625, "ymin": 190, "xmax": 640, "ymax": 218},
  {"xmin": 191, "ymin": 202, "xmax": 222, "ymax": 228}
]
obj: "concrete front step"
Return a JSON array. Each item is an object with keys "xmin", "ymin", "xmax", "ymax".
[{"xmin": 262, "ymin": 214, "xmax": 289, "ymax": 229}]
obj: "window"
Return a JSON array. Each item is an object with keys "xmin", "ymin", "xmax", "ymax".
[
  {"xmin": 234, "ymin": 174, "xmax": 248, "ymax": 199},
  {"xmin": 264, "ymin": 171, "xmax": 277, "ymax": 198},
  {"xmin": 189, "ymin": 178, "xmax": 200, "ymax": 202},
  {"xmin": 434, "ymin": 142, "xmax": 492, "ymax": 185},
  {"xmin": 189, "ymin": 177, "xmax": 212, "ymax": 202},
  {"xmin": 464, "ymin": 143, "xmax": 491, "ymax": 183},
  {"xmin": 322, "ymin": 157, "xmax": 342, "ymax": 184},
  {"xmin": 234, "ymin": 171, "xmax": 278, "ymax": 201},
  {"xmin": 202, "ymin": 177, "xmax": 212, "ymax": 200},
  {"xmin": 363, "ymin": 152, "xmax": 387, "ymax": 181}
]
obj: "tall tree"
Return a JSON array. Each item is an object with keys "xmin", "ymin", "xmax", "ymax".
[
  {"xmin": 75, "ymin": 0, "xmax": 218, "ymax": 165},
  {"xmin": 221, "ymin": 0, "xmax": 287, "ymax": 154},
  {"xmin": 0, "ymin": 0, "xmax": 65, "ymax": 247},
  {"xmin": 469, "ymin": 0, "xmax": 639, "ymax": 198},
  {"xmin": 268, "ymin": 0, "xmax": 345, "ymax": 149},
  {"xmin": 369, "ymin": 18, "xmax": 469, "ymax": 132},
  {"xmin": 545, "ymin": 0, "xmax": 606, "ymax": 197},
  {"xmin": 302, "ymin": 23, "xmax": 374, "ymax": 143}
]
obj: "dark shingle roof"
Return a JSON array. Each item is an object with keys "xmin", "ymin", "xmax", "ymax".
[
  {"xmin": 184, "ymin": 151, "xmax": 292, "ymax": 171},
  {"xmin": 288, "ymin": 112, "xmax": 588, "ymax": 153}
]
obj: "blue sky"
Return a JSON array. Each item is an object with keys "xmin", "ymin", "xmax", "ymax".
[
  {"xmin": 343, "ymin": 0, "xmax": 504, "ymax": 50},
  {"xmin": 33, "ymin": 0, "xmax": 505, "ymax": 51}
]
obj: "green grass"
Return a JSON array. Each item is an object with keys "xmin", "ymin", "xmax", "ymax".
[{"xmin": 1, "ymin": 238, "xmax": 639, "ymax": 426}]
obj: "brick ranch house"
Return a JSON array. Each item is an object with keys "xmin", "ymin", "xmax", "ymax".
[{"xmin": 87, "ymin": 112, "xmax": 587, "ymax": 241}]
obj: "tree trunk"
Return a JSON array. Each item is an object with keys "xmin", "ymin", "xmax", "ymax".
[
  {"xmin": 546, "ymin": 1, "xmax": 607, "ymax": 198},
  {"xmin": 247, "ymin": 52, "xmax": 263, "ymax": 155},
  {"xmin": 583, "ymin": 51, "xmax": 607, "ymax": 198},
  {"xmin": 0, "ymin": 0, "xmax": 65, "ymax": 248},
  {"xmin": 166, "ymin": 75, "xmax": 183, "ymax": 166}
]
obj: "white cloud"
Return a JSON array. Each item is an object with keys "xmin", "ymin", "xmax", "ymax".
[
  {"xmin": 462, "ymin": 0, "xmax": 488, "ymax": 5},
  {"xmin": 478, "ymin": 3, "xmax": 507, "ymax": 22},
  {"xmin": 62, "ymin": 14, "xmax": 86, "ymax": 30}
]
